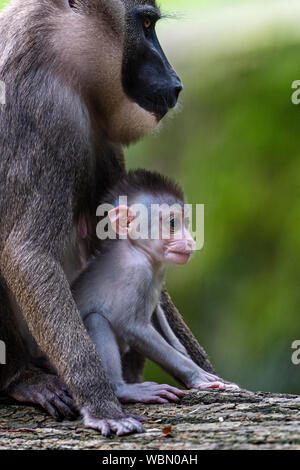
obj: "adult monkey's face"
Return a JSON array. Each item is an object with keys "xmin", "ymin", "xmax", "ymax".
[
  {"xmin": 122, "ymin": 0, "xmax": 183, "ymax": 123},
  {"xmin": 102, "ymin": 0, "xmax": 183, "ymax": 144},
  {"xmin": 57, "ymin": 0, "xmax": 182, "ymax": 144}
]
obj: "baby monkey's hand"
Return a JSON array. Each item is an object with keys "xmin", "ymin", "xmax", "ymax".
[
  {"xmin": 116, "ymin": 382, "xmax": 185, "ymax": 404},
  {"xmin": 187, "ymin": 370, "xmax": 240, "ymax": 391}
]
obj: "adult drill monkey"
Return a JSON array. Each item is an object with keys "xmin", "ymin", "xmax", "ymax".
[{"xmin": 0, "ymin": 0, "xmax": 215, "ymax": 436}]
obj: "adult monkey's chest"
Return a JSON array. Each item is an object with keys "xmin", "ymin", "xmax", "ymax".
[{"xmin": 63, "ymin": 139, "xmax": 125, "ymax": 283}]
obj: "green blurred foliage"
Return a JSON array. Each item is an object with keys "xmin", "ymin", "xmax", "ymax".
[
  {"xmin": 127, "ymin": 40, "xmax": 300, "ymax": 393},
  {"xmin": 0, "ymin": 0, "xmax": 299, "ymax": 393}
]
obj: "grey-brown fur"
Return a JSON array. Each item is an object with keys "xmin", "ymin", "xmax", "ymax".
[{"xmin": 0, "ymin": 0, "xmax": 213, "ymax": 436}]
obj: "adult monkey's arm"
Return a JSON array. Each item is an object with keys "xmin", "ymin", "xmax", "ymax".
[{"xmin": 160, "ymin": 288, "xmax": 216, "ymax": 374}]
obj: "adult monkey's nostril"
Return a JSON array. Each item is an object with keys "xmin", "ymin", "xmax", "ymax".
[
  {"xmin": 166, "ymin": 82, "xmax": 183, "ymax": 109},
  {"xmin": 174, "ymin": 84, "xmax": 183, "ymax": 100}
]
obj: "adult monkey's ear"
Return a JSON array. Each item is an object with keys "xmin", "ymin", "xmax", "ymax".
[{"xmin": 108, "ymin": 206, "xmax": 135, "ymax": 237}]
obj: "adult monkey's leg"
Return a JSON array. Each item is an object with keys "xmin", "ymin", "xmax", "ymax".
[
  {"xmin": 160, "ymin": 288, "xmax": 216, "ymax": 374},
  {"xmin": 0, "ymin": 277, "xmax": 78, "ymax": 421},
  {"xmin": 0, "ymin": 277, "xmax": 29, "ymax": 389}
]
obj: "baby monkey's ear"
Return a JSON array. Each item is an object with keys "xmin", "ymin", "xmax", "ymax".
[{"xmin": 108, "ymin": 205, "xmax": 135, "ymax": 238}]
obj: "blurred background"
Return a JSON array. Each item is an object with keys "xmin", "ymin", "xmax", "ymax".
[
  {"xmin": 127, "ymin": 0, "xmax": 300, "ymax": 394},
  {"xmin": 1, "ymin": 0, "xmax": 299, "ymax": 393}
]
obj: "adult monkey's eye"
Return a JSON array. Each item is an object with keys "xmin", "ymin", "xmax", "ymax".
[
  {"xmin": 144, "ymin": 18, "xmax": 152, "ymax": 29},
  {"xmin": 143, "ymin": 17, "xmax": 154, "ymax": 37}
]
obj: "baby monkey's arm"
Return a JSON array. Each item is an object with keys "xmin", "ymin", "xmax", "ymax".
[{"xmin": 122, "ymin": 306, "xmax": 239, "ymax": 391}]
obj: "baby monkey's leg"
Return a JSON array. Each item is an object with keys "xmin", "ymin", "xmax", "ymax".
[{"xmin": 84, "ymin": 313, "xmax": 184, "ymax": 404}]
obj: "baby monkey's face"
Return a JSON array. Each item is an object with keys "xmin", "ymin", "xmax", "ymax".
[
  {"xmin": 157, "ymin": 208, "xmax": 196, "ymax": 265},
  {"xmin": 108, "ymin": 204, "xmax": 196, "ymax": 266}
]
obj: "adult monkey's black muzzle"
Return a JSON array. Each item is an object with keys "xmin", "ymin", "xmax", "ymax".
[{"xmin": 122, "ymin": 4, "xmax": 183, "ymax": 120}]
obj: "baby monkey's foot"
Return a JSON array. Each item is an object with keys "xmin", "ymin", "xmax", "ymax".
[
  {"xmin": 188, "ymin": 371, "xmax": 240, "ymax": 392},
  {"xmin": 116, "ymin": 382, "xmax": 185, "ymax": 404}
]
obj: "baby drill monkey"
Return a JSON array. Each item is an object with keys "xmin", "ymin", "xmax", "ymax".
[{"xmin": 72, "ymin": 170, "xmax": 239, "ymax": 403}]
